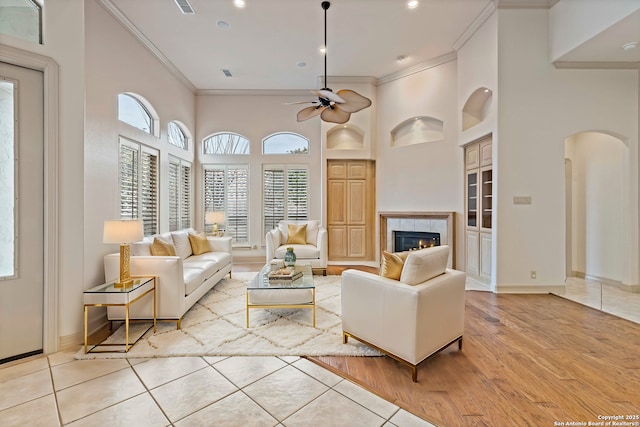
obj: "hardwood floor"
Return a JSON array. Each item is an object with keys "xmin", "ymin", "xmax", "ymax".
[{"xmin": 310, "ymin": 291, "xmax": 640, "ymax": 427}]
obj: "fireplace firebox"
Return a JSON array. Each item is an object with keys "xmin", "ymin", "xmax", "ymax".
[{"xmin": 393, "ymin": 231, "xmax": 441, "ymax": 252}]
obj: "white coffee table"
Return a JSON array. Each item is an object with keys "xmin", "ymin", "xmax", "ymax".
[{"xmin": 246, "ymin": 262, "xmax": 315, "ymax": 327}]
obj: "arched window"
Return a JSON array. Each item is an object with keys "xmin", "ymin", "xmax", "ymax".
[
  {"xmin": 117, "ymin": 93, "xmax": 157, "ymax": 136},
  {"xmin": 168, "ymin": 121, "xmax": 189, "ymax": 150},
  {"xmin": 203, "ymin": 132, "xmax": 250, "ymax": 155},
  {"xmin": 263, "ymin": 132, "xmax": 309, "ymax": 154}
]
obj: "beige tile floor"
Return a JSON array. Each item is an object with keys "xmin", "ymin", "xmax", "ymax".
[
  {"xmin": 555, "ymin": 277, "xmax": 640, "ymax": 324},
  {"xmin": 0, "ymin": 351, "xmax": 436, "ymax": 427}
]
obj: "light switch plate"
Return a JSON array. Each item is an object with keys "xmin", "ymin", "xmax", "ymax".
[{"xmin": 513, "ymin": 196, "xmax": 532, "ymax": 205}]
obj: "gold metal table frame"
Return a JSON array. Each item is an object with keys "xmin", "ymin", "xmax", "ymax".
[
  {"xmin": 246, "ymin": 263, "xmax": 316, "ymax": 328},
  {"xmin": 83, "ymin": 276, "xmax": 156, "ymax": 354}
]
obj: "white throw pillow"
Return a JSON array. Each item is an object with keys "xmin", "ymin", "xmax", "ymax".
[
  {"xmin": 399, "ymin": 245, "xmax": 449, "ymax": 286},
  {"xmin": 171, "ymin": 229, "xmax": 194, "ymax": 260}
]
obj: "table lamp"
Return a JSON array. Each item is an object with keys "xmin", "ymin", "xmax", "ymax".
[
  {"xmin": 205, "ymin": 211, "xmax": 225, "ymax": 236},
  {"xmin": 103, "ymin": 219, "xmax": 144, "ymax": 288}
]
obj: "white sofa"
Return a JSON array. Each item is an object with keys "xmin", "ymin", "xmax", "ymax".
[
  {"xmin": 104, "ymin": 228, "xmax": 232, "ymax": 328},
  {"xmin": 341, "ymin": 245, "xmax": 465, "ymax": 382},
  {"xmin": 265, "ymin": 220, "xmax": 327, "ymax": 275}
]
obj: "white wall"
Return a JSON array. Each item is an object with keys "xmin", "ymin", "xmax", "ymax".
[
  {"xmin": 495, "ymin": 8, "xmax": 638, "ymax": 291},
  {"xmin": 83, "ymin": 0, "xmax": 196, "ymax": 336},
  {"xmin": 375, "ymin": 59, "xmax": 464, "ymax": 268},
  {"xmin": 195, "ymin": 93, "xmax": 322, "ymax": 259},
  {"xmin": 457, "ymin": 11, "xmax": 498, "ymax": 146},
  {"xmin": 550, "ymin": 0, "xmax": 640, "ymax": 61},
  {"xmin": 566, "ymin": 132, "xmax": 626, "ymax": 282}
]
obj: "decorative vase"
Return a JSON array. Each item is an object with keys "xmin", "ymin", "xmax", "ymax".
[{"xmin": 284, "ymin": 247, "xmax": 296, "ymax": 267}]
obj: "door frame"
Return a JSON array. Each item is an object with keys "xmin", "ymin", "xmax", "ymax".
[{"xmin": 1, "ymin": 44, "xmax": 60, "ymax": 354}]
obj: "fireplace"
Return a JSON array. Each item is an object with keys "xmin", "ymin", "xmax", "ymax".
[
  {"xmin": 394, "ymin": 231, "xmax": 440, "ymax": 252},
  {"xmin": 379, "ymin": 211, "xmax": 455, "ymax": 268}
]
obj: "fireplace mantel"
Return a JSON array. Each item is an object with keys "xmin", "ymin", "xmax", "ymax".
[{"xmin": 379, "ymin": 211, "xmax": 455, "ymax": 268}]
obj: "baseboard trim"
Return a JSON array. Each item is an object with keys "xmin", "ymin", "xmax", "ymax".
[
  {"xmin": 495, "ymin": 284, "xmax": 566, "ymax": 294},
  {"xmin": 573, "ymin": 272, "xmax": 639, "ymax": 293},
  {"xmin": 59, "ymin": 332, "xmax": 83, "ymax": 352}
]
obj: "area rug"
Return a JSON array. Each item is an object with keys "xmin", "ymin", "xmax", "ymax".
[{"xmin": 76, "ymin": 273, "xmax": 381, "ymax": 359}]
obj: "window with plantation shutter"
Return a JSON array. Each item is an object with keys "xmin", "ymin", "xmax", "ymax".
[
  {"xmin": 263, "ymin": 165, "xmax": 308, "ymax": 234},
  {"xmin": 119, "ymin": 137, "xmax": 158, "ymax": 236},
  {"xmin": 203, "ymin": 165, "xmax": 248, "ymax": 244},
  {"xmin": 169, "ymin": 157, "xmax": 192, "ymax": 232}
]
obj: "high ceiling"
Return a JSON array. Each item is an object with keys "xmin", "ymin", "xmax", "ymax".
[{"xmin": 102, "ymin": 0, "xmax": 640, "ymax": 92}]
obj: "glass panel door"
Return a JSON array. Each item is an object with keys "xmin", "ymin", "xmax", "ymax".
[
  {"xmin": 467, "ymin": 171, "xmax": 478, "ymax": 228},
  {"xmin": 481, "ymin": 168, "xmax": 492, "ymax": 229}
]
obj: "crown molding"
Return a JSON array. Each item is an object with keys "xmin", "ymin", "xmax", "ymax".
[
  {"xmin": 377, "ymin": 52, "xmax": 457, "ymax": 85},
  {"xmin": 495, "ymin": 0, "xmax": 551, "ymax": 9},
  {"xmin": 196, "ymin": 89, "xmax": 314, "ymax": 96},
  {"xmin": 320, "ymin": 76, "xmax": 378, "ymax": 86},
  {"xmin": 98, "ymin": 0, "xmax": 197, "ymax": 94},
  {"xmin": 554, "ymin": 61, "xmax": 640, "ymax": 70},
  {"xmin": 453, "ymin": 1, "xmax": 497, "ymax": 52}
]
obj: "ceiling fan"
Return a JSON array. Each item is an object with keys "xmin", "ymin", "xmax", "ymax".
[{"xmin": 294, "ymin": 1, "xmax": 372, "ymax": 124}]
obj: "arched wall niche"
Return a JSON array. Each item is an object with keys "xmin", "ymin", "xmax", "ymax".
[
  {"xmin": 462, "ymin": 87, "xmax": 492, "ymax": 131},
  {"xmin": 390, "ymin": 116, "xmax": 444, "ymax": 147},
  {"xmin": 326, "ymin": 124, "xmax": 364, "ymax": 150}
]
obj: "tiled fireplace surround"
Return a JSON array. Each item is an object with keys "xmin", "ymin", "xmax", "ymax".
[{"xmin": 379, "ymin": 211, "xmax": 455, "ymax": 269}]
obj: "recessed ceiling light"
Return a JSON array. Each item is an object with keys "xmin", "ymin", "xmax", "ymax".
[
  {"xmin": 233, "ymin": 0, "xmax": 246, "ymax": 8},
  {"xmin": 216, "ymin": 20, "xmax": 230, "ymax": 29},
  {"xmin": 296, "ymin": 61, "xmax": 307, "ymax": 68},
  {"xmin": 320, "ymin": 46, "xmax": 326, "ymax": 54},
  {"xmin": 220, "ymin": 69, "xmax": 233, "ymax": 77},
  {"xmin": 407, "ymin": 0, "xmax": 419, "ymax": 9},
  {"xmin": 622, "ymin": 41, "xmax": 638, "ymax": 51},
  {"xmin": 396, "ymin": 55, "xmax": 408, "ymax": 63}
]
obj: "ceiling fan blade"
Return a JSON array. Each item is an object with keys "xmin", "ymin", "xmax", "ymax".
[
  {"xmin": 320, "ymin": 106, "xmax": 351, "ymax": 124},
  {"xmin": 335, "ymin": 89, "xmax": 372, "ymax": 113},
  {"xmin": 285, "ymin": 100, "xmax": 318, "ymax": 105},
  {"xmin": 312, "ymin": 89, "xmax": 346, "ymax": 104},
  {"xmin": 297, "ymin": 105, "xmax": 325, "ymax": 122}
]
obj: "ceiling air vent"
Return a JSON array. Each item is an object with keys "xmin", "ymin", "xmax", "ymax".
[
  {"xmin": 174, "ymin": 0, "xmax": 195, "ymax": 14},
  {"xmin": 220, "ymin": 69, "xmax": 233, "ymax": 77}
]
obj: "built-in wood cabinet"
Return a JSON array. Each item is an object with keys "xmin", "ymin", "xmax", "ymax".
[
  {"xmin": 327, "ymin": 160, "xmax": 375, "ymax": 260},
  {"xmin": 465, "ymin": 136, "xmax": 492, "ymax": 283}
]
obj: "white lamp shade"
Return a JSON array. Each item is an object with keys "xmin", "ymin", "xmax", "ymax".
[
  {"xmin": 206, "ymin": 211, "xmax": 225, "ymax": 224},
  {"xmin": 103, "ymin": 219, "xmax": 144, "ymax": 244}
]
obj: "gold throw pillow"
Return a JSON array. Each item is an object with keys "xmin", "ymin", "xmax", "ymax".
[
  {"xmin": 380, "ymin": 251, "xmax": 409, "ymax": 280},
  {"xmin": 150, "ymin": 237, "xmax": 177, "ymax": 256},
  {"xmin": 188, "ymin": 231, "xmax": 211, "ymax": 255},
  {"xmin": 286, "ymin": 224, "xmax": 307, "ymax": 244}
]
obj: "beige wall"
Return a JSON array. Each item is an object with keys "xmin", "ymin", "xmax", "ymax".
[
  {"xmin": 375, "ymin": 59, "xmax": 464, "ymax": 268},
  {"xmin": 195, "ymin": 93, "xmax": 322, "ymax": 258},
  {"xmin": 0, "ymin": 0, "xmax": 86, "ymax": 344},
  {"xmin": 495, "ymin": 8, "xmax": 638, "ymax": 291}
]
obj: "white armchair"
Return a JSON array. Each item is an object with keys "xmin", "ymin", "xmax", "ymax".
[
  {"xmin": 266, "ymin": 220, "xmax": 327, "ymax": 275},
  {"xmin": 341, "ymin": 246, "xmax": 465, "ymax": 382}
]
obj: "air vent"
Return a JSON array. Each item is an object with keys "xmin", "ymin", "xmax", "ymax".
[
  {"xmin": 174, "ymin": 0, "xmax": 195, "ymax": 14},
  {"xmin": 220, "ymin": 69, "xmax": 233, "ymax": 77}
]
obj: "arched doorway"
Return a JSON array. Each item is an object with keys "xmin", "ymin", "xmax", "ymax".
[{"xmin": 563, "ymin": 131, "xmax": 636, "ymax": 317}]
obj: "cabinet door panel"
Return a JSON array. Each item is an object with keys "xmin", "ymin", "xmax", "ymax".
[
  {"xmin": 466, "ymin": 231, "xmax": 479, "ymax": 277},
  {"xmin": 347, "ymin": 180, "xmax": 366, "ymax": 224},
  {"xmin": 348, "ymin": 226, "xmax": 366, "ymax": 258},
  {"xmin": 480, "ymin": 140, "xmax": 492, "ymax": 166},
  {"xmin": 327, "ymin": 180, "xmax": 346, "ymax": 224},
  {"xmin": 347, "ymin": 161, "xmax": 367, "ymax": 179},
  {"xmin": 480, "ymin": 232, "xmax": 492, "ymax": 280},
  {"xmin": 328, "ymin": 226, "xmax": 347, "ymax": 258},
  {"xmin": 328, "ymin": 161, "xmax": 347, "ymax": 179},
  {"xmin": 466, "ymin": 144, "xmax": 479, "ymax": 170}
]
